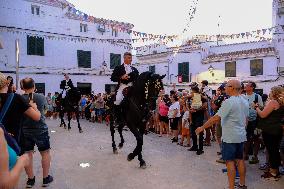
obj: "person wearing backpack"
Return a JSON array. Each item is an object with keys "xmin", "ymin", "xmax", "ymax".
[
  {"xmin": 0, "ymin": 72, "xmax": 40, "ymax": 189},
  {"xmin": 0, "ymin": 73, "xmax": 40, "ymax": 151},
  {"xmin": 244, "ymin": 82, "xmax": 263, "ymax": 164}
]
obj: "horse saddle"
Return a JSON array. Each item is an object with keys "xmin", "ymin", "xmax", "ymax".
[{"xmin": 122, "ymin": 86, "xmax": 132, "ymax": 98}]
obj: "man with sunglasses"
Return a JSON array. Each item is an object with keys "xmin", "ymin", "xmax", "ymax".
[{"xmin": 195, "ymin": 80, "xmax": 249, "ymax": 189}]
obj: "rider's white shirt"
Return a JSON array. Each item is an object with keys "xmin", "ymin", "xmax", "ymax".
[
  {"xmin": 124, "ymin": 64, "xmax": 132, "ymax": 74},
  {"xmin": 114, "ymin": 64, "xmax": 133, "ymax": 105}
]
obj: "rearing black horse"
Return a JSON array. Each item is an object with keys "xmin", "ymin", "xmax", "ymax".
[
  {"xmin": 109, "ymin": 71, "xmax": 165, "ymax": 168},
  {"xmin": 57, "ymin": 87, "xmax": 83, "ymax": 133}
]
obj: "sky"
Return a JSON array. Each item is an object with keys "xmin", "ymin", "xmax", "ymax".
[{"xmin": 67, "ymin": 0, "xmax": 273, "ymax": 37}]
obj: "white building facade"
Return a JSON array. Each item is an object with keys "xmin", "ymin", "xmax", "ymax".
[
  {"xmin": 0, "ymin": 0, "xmax": 133, "ymax": 94},
  {"xmin": 135, "ymin": 0, "xmax": 284, "ymax": 95}
]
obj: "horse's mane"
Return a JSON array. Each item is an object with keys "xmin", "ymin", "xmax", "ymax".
[{"xmin": 131, "ymin": 72, "xmax": 152, "ymax": 98}]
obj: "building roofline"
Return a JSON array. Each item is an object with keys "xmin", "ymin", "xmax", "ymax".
[{"xmin": 24, "ymin": 0, "xmax": 134, "ymax": 29}]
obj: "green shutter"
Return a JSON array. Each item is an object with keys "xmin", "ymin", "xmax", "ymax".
[
  {"xmin": 225, "ymin": 61, "xmax": 236, "ymax": 77},
  {"xmin": 149, "ymin": 65, "xmax": 155, "ymax": 73},
  {"xmin": 183, "ymin": 62, "xmax": 189, "ymax": 82},
  {"xmin": 110, "ymin": 53, "xmax": 121, "ymax": 69},
  {"xmin": 77, "ymin": 50, "xmax": 91, "ymax": 68},
  {"xmin": 37, "ymin": 37, "xmax": 44, "ymax": 56},
  {"xmin": 250, "ymin": 59, "xmax": 263, "ymax": 76},
  {"xmin": 27, "ymin": 36, "xmax": 44, "ymax": 56},
  {"xmin": 178, "ymin": 62, "xmax": 189, "ymax": 82},
  {"xmin": 178, "ymin": 63, "xmax": 183, "ymax": 76},
  {"xmin": 27, "ymin": 36, "xmax": 36, "ymax": 55}
]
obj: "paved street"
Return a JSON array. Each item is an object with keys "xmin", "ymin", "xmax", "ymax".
[{"xmin": 17, "ymin": 119, "xmax": 284, "ymax": 189}]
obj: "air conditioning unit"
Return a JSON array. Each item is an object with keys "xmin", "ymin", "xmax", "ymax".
[{"xmin": 98, "ymin": 25, "xmax": 106, "ymax": 33}]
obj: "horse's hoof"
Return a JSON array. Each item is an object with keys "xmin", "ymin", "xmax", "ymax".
[
  {"xmin": 68, "ymin": 128, "xmax": 71, "ymax": 131},
  {"xmin": 59, "ymin": 124, "xmax": 63, "ymax": 127},
  {"xmin": 127, "ymin": 153, "xmax": 134, "ymax": 161},
  {"xmin": 118, "ymin": 143, "xmax": 124, "ymax": 149},
  {"xmin": 79, "ymin": 129, "xmax": 83, "ymax": 133},
  {"xmin": 113, "ymin": 148, "xmax": 118, "ymax": 154},
  {"xmin": 140, "ymin": 162, "xmax": 147, "ymax": 169}
]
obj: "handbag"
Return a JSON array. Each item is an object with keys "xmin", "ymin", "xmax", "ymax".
[{"xmin": 0, "ymin": 93, "xmax": 21, "ymax": 155}]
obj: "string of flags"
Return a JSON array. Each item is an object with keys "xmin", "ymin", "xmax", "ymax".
[
  {"xmin": 4, "ymin": 0, "xmax": 179, "ymax": 43},
  {"xmin": 0, "ymin": 26, "xmax": 133, "ymax": 50},
  {"xmin": 3, "ymin": 0, "xmax": 284, "ymax": 51}
]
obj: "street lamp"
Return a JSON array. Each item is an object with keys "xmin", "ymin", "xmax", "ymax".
[
  {"xmin": 208, "ymin": 65, "xmax": 214, "ymax": 77},
  {"xmin": 208, "ymin": 65, "xmax": 214, "ymax": 72}
]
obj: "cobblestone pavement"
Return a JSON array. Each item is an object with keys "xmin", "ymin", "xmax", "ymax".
[{"xmin": 17, "ymin": 119, "xmax": 284, "ymax": 189}]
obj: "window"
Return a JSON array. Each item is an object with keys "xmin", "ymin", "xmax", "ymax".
[
  {"xmin": 225, "ymin": 61, "xmax": 236, "ymax": 77},
  {"xmin": 250, "ymin": 59, "xmax": 263, "ymax": 76},
  {"xmin": 149, "ymin": 65, "xmax": 155, "ymax": 73},
  {"xmin": 31, "ymin": 5, "xmax": 40, "ymax": 15},
  {"xmin": 110, "ymin": 53, "xmax": 121, "ymax": 69},
  {"xmin": 80, "ymin": 24, "xmax": 88, "ymax": 32},
  {"xmin": 178, "ymin": 62, "xmax": 189, "ymax": 82},
  {"xmin": 77, "ymin": 83, "xmax": 92, "ymax": 95},
  {"xmin": 35, "ymin": 83, "xmax": 45, "ymax": 95},
  {"xmin": 77, "ymin": 50, "xmax": 91, "ymax": 68},
  {"xmin": 27, "ymin": 36, "xmax": 44, "ymax": 56},
  {"xmin": 112, "ymin": 28, "xmax": 118, "ymax": 37}
]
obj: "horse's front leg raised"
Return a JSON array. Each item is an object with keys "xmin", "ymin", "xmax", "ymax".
[
  {"xmin": 76, "ymin": 110, "xmax": 83, "ymax": 133},
  {"xmin": 127, "ymin": 127, "xmax": 146, "ymax": 169}
]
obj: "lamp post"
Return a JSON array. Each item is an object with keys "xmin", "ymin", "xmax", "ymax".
[
  {"xmin": 208, "ymin": 65, "xmax": 214, "ymax": 72},
  {"xmin": 207, "ymin": 65, "xmax": 215, "ymax": 84},
  {"xmin": 15, "ymin": 39, "xmax": 20, "ymax": 90}
]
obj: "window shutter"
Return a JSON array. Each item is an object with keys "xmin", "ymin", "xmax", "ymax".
[
  {"xmin": 225, "ymin": 61, "xmax": 236, "ymax": 77},
  {"xmin": 110, "ymin": 53, "xmax": 121, "ymax": 69},
  {"xmin": 27, "ymin": 36, "xmax": 36, "ymax": 55},
  {"xmin": 178, "ymin": 63, "xmax": 183, "ymax": 76},
  {"xmin": 77, "ymin": 50, "xmax": 91, "ymax": 68},
  {"xmin": 27, "ymin": 36, "xmax": 44, "ymax": 56},
  {"xmin": 183, "ymin": 62, "xmax": 189, "ymax": 82},
  {"xmin": 149, "ymin": 65, "xmax": 155, "ymax": 73},
  {"xmin": 37, "ymin": 37, "xmax": 44, "ymax": 56},
  {"xmin": 178, "ymin": 62, "xmax": 189, "ymax": 82},
  {"xmin": 36, "ymin": 7, "xmax": 39, "ymax": 15},
  {"xmin": 250, "ymin": 59, "xmax": 263, "ymax": 76}
]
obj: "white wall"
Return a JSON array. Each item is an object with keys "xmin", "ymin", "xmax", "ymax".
[{"xmin": 0, "ymin": 0, "xmax": 132, "ymax": 94}]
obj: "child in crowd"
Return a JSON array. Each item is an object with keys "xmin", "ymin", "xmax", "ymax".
[
  {"xmin": 179, "ymin": 104, "xmax": 191, "ymax": 147},
  {"xmin": 188, "ymin": 84, "xmax": 202, "ymax": 110}
]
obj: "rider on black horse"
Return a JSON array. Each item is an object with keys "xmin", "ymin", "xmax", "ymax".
[
  {"xmin": 110, "ymin": 52, "xmax": 139, "ymax": 124},
  {"xmin": 60, "ymin": 73, "xmax": 74, "ymax": 99}
]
